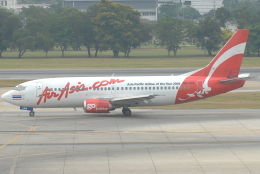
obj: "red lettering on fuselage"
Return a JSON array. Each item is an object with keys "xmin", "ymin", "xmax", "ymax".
[
  {"xmin": 90, "ymin": 79, "xmax": 125, "ymax": 89},
  {"xmin": 36, "ymin": 79, "xmax": 124, "ymax": 105}
]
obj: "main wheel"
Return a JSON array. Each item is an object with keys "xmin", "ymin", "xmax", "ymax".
[
  {"xmin": 29, "ymin": 111, "xmax": 35, "ymax": 117},
  {"xmin": 122, "ymin": 109, "xmax": 131, "ymax": 116}
]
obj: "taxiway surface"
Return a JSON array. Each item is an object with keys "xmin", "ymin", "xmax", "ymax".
[{"xmin": 0, "ymin": 104, "xmax": 260, "ymax": 174}]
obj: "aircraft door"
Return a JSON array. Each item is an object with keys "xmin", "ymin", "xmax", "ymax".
[{"xmin": 36, "ymin": 82, "xmax": 43, "ymax": 97}]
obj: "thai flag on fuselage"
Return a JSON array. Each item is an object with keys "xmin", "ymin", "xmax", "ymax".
[{"xmin": 12, "ymin": 95, "xmax": 22, "ymax": 100}]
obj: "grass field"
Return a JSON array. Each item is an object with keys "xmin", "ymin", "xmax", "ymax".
[{"xmin": 1, "ymin": 45, "xmax": 259, "ymax": 69}]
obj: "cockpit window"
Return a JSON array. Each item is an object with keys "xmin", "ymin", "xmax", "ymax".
[{"xmin": 13, "ymin": 85, "xmax": 26, "ymax": 91}]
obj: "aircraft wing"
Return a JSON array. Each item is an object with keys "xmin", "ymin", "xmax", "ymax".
[
  {"xmin": 110, "ymin": 94, "xmax": 160, "ymax": 107},
  {"xmin": 220, "ymin": 73, "xmax": 255, "ymax": 84}
]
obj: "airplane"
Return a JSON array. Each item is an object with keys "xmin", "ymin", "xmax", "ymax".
[{"xmin": 1, "ymin": 29, "xmax": 253, "ymax": 117}]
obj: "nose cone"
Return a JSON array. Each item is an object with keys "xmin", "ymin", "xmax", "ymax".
[{"xmin": 1, "ymin": 92, "xmax": 10, "ymax": 103}]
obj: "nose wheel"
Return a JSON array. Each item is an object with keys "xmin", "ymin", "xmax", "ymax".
[
  {"xmin": 29, "ymin": 110, "xmax": 35, "ymax": 117},
  {"xmin": 122, "ymin": 108, "xmax": 131, "ymax": 116}
]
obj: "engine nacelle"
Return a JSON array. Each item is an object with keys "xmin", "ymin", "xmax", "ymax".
[{"xmin": 84, "ymin": 99, "xmax": 112, "ymax": 113}]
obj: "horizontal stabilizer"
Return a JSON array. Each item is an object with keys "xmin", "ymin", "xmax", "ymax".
[{"xmin": 219, "ymin": 73, "xmax": 255, "ymax": 84}]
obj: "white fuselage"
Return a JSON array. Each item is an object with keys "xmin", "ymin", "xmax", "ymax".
[{"xmin": 4, "ymin": 76, "xmax": 187, "ymax": 108}]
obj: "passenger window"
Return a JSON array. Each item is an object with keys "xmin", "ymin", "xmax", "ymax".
[
  {"xmin": 176, "ymin": 86, "xmax": 178, "ymax": 89},
  {"xmin": 104, "ymin": 87, "xmax": 107, "ymax": 90},
  {"xmin": 129, "ymin": 87, "xmax": 132, "ymax": 90},
  {"xmin": 141, "ymin": 87, "xmax": 143, "ymax": 90},
  {"xmin": 108, "ymin": 87, "xmax": 110, "ymax": 90},
  {"xmin": 116, "ymin": 87, "xmax": 118, "ymax": 90},
  {"xmin": 188, "ymin": 86, "xmax": 190, "ymax": 89},
  {"xmin": 184, "ymin": 86, "xmax": 186, "ymax": 89},
  {"xmin": 137, "ymin": 87, "xmax": 140, "ymax": 90},
  {"xmin": 160, "ymin": 86, "xmax": 163, "ymax": 90},
  {"xmin": 125, "ymin": 87, "xmax": 128, "ymax": 90},
  {"xmin": 121, "ymin": 87, "xmax": 124, "ymax": 90},
  {"xmin": 157, "ymin": 86, "xmax": 159, "ymax": 90},
  {"xmin": 153, "ymin": 87, "xmax": 155, "ymax": 90},
  {"xmin": 172, "ymin": 86, "xmax": 174, "ymax": 89},
  {"xmin": 180, "ymin": 86, "xmax": 182, "ymax": 89},
  {"xmin": 168, "ymin": 86, "xmax": 171, "ymax": 90},
  {"xmin": 149, "ymin": 87, "xmax": 151, "ymax": 90},
  {"xmin": 133, "ymin": 87, "xmax": 136, "ymax": 90},
  {"xmin": 164, "ymin": 86, "xmax": 167, "ymax": 90}
]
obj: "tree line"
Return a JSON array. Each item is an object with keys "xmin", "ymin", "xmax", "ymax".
[
  {"xmin": 1, "ymin": 0, "xmax": 260, "ymax": 58},
  {"xmin": 0, "ymin": 0, "xmax": 152, "ymax": 58},
  {"xmin": 157, "ymin": 0, "xmax": 260, "ymax": 57}
]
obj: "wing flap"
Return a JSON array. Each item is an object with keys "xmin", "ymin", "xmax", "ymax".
[{"xmin": 111, "ymin": 94, "xmax": 160, "ymax": 106}]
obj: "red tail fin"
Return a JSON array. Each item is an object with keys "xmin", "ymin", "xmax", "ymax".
[
  {"xmin": 183, "ymin": 29, "xmax": 249, "ymax": 78},
  {"xmin": 176, "ymin": 30, "xmax": 249, "ymax": 104}
]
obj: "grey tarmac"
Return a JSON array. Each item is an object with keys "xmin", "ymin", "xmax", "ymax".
[{"xmin": 0, "ymin": 105, "xmax": 260, "ymax": 174}]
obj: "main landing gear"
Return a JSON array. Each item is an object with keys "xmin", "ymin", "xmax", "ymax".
[
  {"xmin": 122, "ymin": 108, "xmax": 131, "ymax": 116},
  {"xmin": 29, "ymin": 110, "xmax": 35, "ymax": 117}
]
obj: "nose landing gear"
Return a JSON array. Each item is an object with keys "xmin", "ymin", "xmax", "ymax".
[
  {"xmin": 20, "ymin": 107, "xmax": 35, "ymax": 117},
  {"xmin": 29, "ymin": 110, "xmax": 35, "ymax": 117}
]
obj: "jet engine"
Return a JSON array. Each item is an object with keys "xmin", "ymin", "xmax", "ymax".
[{"xmin": 84, "ymin": 99, "xmax": 113, "ymax": 113}]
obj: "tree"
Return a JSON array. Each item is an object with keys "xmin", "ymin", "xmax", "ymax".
[
  {"xmin": 246, "ymin": 24, "xmax": 260, "ymax": 56},
  {"xmin": 49, "ymin": 7, "xmax": 82, "ymax": 57},
  {"xmin": 221, "ymin": 29, "xmax": 233, "ymax": 44},
  {"xmin": 21, "ymin": 6, "xmax": 55, "ymax": 56},
  {"xmin": 182, "ymin": 6, "xmax": 201, "ymax": 20},
  {"xmin": 0, "ymin": 8, "xmax": 22, "ymax": 57},
  {"xmin": 158, "ymin": 1, "xmax": 181, "ymax": 18},
  {"xmin": 12, "ymin": 28, "xmax": 36, "ymax": 58},
  {"xmin": 48, "ymin": 0, "xmax": 62, "ymax": 11},
  {"xmin": 139, "ymin": 20, "xmax": 154, "ymax": 43},
  {"xmin": 35, "ymin": 33, "xmax": 55, "ymax": 57},
  {"xmin": 223, "ymin": 0, "xmax": 239, "ymax": 11},
  {"xmin": 93, "ymin": 0, "xmax": 141, "ymax": 58},
  {"xmin": 156, "ymin": 16, "xmax": 193, "ymax": 57},
  {"xmin": 215, "ymin": 7, "xmax": 231, "ymax": 27},
  {"xmin": 223, "ymin": 0, "xmax": 260, "ymax": 13},
  {"xmin": 196, "ymin": 16, "xmax": 222, "ymax": 56},
  {"xmin": 204, "ymin": 9, "xmax": 216, "ymax": 18},
  {"xmin": 83, "ymin": 4, "xmax": 100, "ymax": 57},
  {"xmin": 233, "ymin": 6, "xmax": 254, "ymax": 29},
  {"xmin": 79, "ymin": 12, "xmax": 95, "ymax": 57}
]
